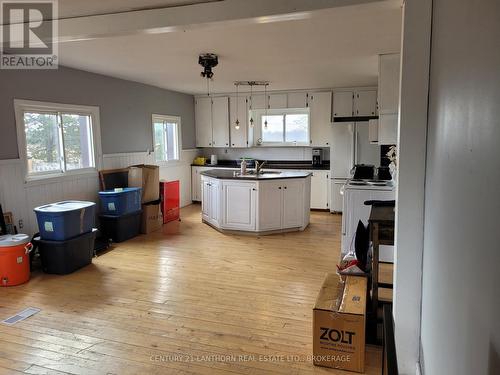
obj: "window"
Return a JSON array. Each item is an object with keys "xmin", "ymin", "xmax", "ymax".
[
  {"xmin": 14, "ymin": 100, "xmax": 101, "ymax": 181},
  {"xmin": 260, "ymin": 109, "xmax": 309, "ymax": 145},
  {"xmin": 152, "ymin": 115, "xmax": 181, "ymax": 162}
]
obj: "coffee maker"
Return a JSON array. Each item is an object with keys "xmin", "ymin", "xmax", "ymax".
[{"xmin": 312, "ymin": 148, "xmax": 323, "ymax": 167}]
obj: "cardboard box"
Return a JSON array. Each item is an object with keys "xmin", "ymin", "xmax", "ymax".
[
  {"xmin": 313, "ymin": 274, "xmax": 367, "ymax": 373},
  {"xmin": 128, "ymin": 164, "xmax": 160, "ymax": 203},
  {"xmin": 140, "ymin": 202, "xmax": 163, "ymax": 234}
]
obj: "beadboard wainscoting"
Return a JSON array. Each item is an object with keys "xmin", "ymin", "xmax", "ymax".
[{"xmin": 0, "ymin": 149, "xmax": 199, "ymax": 235}]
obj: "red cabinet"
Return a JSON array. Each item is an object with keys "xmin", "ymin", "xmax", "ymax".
[{"xmin": 160, "ymin": 180, "xmax": 180, "ymax": 223}]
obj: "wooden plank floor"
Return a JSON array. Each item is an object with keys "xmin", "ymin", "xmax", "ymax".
[{"xmin": 0, "ymin": 204, "xmax": 382, "ymax": 374}]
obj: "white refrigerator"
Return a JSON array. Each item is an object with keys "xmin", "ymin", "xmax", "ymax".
[{"xmin": 330, "ymin": 121, "xmax": 380, "ymax": 212}]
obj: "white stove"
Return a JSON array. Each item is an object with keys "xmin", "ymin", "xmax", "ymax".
[{"xmin": 341, "ymin": 178, "xmax": 395, "ymax": 263}]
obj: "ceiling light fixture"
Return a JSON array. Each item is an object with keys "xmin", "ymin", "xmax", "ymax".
[
  {"xmin": 199, "ymin": 53, "xmax": 218, "ymax": 96},
  {"xmin": 249, "ymin": 84, "xmax": 254, "ymax": 128},
  {"xmin": 233, "ymin": 81, "xmax": 270, "ymax": 129},
  {"xmin": 264, "ymin": 83, "xmax": 269, "ymax": 129}
]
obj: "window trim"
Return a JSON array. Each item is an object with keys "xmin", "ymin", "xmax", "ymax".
[
  {"xmin": 14, "ymin": 99, "xmax": 102, "ymax": 183},
  {"xmin": 254, "ymin": 108, "xmax": 310, "ymax": 147},
  {"xmin": 151, "ymin": 114, "xmax": 182, "ymax": 165}
]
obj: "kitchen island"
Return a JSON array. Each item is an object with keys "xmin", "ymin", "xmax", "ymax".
[{"xmin": 200, "ymin": 169, "xmax": 311, "ymax": 234}]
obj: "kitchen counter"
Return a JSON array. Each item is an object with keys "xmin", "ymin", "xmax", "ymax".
[
  {"xmin": 200, "ymin": 171, "xmax": 311, "ymax": 235},
  {"xmin": 200, "ymin": 169, "xmax": 311, "ymax": 180}
]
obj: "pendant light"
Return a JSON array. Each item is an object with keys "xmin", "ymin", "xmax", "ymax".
[
  {"xmin": 249, "ymin": 84, "xmax": 254, "ymax": 128},
  {"xmin": 264, "ymin": 83, "xmax": 268, "ymax": 129},
  {"xmin": 235, "ymin": 83, "xmax": 240, "ymax": 130}
]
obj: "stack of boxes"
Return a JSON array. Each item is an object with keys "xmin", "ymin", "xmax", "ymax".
[
  {"xmin": 128, "ymin": 165, "xmax": 163, "ymax": 234},
  {"xmin": 33, "ymin": 201, "xmax": 97, "ymax": 274},
  {"xmin": 98, "ymin": 164, "xmax": 163, "ymax": 243}
]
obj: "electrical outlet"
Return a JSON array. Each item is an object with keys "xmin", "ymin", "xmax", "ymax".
[{"xmin": 18, "ymin": 220, "xmax": 23, "ymax": 229}]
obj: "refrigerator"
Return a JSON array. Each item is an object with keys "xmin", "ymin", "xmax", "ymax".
[{"xmin": 330, "ymin": 121, "xmax": 380, "ymax": 212}]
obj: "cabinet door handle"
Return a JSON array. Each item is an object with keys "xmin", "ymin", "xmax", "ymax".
[
  {"xmin": 278, "ymin": 187, "xmax": 282, "ymax": 190},
  {"xmin": 252, "ymin": 188, "xmax": 256, "ymax": 191},
  {"xmin": 284, "ymin": 186, "xmax": 287, "ymax": 190}
]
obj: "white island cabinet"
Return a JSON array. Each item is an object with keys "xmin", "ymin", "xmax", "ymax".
[{"xmin": 201, "ymin": 170, "xmax": 311, "ymax": 234}]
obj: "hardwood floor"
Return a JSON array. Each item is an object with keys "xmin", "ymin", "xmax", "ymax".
[{"xmin": 0, "ymin": 204, "xmax": 382, "ymax": 374}]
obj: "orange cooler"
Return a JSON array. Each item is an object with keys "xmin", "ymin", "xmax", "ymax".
[{"xmin": 0, "ymin": 234, "xmax": 32, "ymax": 286}]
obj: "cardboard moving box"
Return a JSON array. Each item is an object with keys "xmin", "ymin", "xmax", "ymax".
[
  {"xmin": 128, "ymin": 165, "xmax": 160, "ymax": 203},
  {"xmin": 140, "ymin": 202, "xmax": 163, "ymax": 234},
  {"xmin": 313, "ymin": 274, "xmax": 367, "ymax": 373}
]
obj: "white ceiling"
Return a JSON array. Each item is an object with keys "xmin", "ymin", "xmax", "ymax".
[
  {"xmin": 57, "ymin": 0, "xmax": 220, "ymax": 19},
  {"xmin": 58, "ymin": 1, "xmax": 402, "ymax": 94}
]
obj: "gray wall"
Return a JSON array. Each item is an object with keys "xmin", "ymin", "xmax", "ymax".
[
  {"xmin": 421, "ymin": 0, "xmax": 500, "ymax": 374},
  {"xmin": 0, "ymin": 66, "xmax": 195, "ymax": 159}
]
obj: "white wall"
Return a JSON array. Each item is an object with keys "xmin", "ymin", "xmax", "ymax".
[
  {"xmin": 419, "ymin": 0, "xmax": 500, "ymax": 374},
  {"xmin": 0, "ymin": 149, "xmax": 198, "ymax": 235},
  {"xmin": 393, "ymin": 0, "xmax": 432, "ymax": 373}
]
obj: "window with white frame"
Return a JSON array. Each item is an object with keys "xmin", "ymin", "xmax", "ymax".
[
  {"xmin": 152, "ymin": 114, "xmax": 181, "ymax": 162},
  {"xmin": 259, "ymin": 108, "xmax": 310, "ymax": 146},
  {"xmin": 14, "ymin": 100, "xmax": 101, "ymax": 180}
]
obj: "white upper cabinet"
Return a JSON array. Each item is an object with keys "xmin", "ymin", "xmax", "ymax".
[
  {"xmin": 229, "ymin": 96, "xmax": 248, "ymax": 148},
  {"xmin": 211, "ymin": 97, "xmax": 230, "ymax": 147},
  {"xmin": 195, "ymin": 97, "xmax": 213, "ymax": 147},
  {"xmin": 267, "ymin": 93, "xmax": 288, "ymax": 109},
  {"xmin": 287, "ymin": 92, "xmax": 308, "ymax": 108},
  {"xmin": 309, "ymin": 91, "xmax": 333, "ymax": 147},
  {"xmin": 250, "ymin": 94, "xmax": 266, "ymax": 110},
  {"xmin": 378, "ymin": 114, "xmax": 398, "ymax": 145},
  {"xmin": 333, "ymin": 91, "xmax": 354, "ymax": 118},
  {"xmin": 195, "ymin": 96, "xmax": 230, "ymax": 148},
  {"xmin": 377, "ymin": 53, "xmax": 401, "ymax": 144},
  {"xmin": 378, "ymin": 54, "xmax": 401, "ymax": 114},
  {"xmin": 354, "ymin": 90, "xmax": 377, "ymax": 116}
]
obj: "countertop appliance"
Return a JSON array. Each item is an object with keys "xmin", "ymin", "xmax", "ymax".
[
  {"xmin": 377, "ymin": 166, "xmax": 392, "ymax": 181},
  {"xmin": 312, "ymin": 148, "xmax": 323, "ymax": 167},
  {"xmin": 352, "ymin": 164, "xmax": 375, "ymax": 180},
  {"xmin": 330, "ymin": 122, "xmax": 381, "ymax": 213}
]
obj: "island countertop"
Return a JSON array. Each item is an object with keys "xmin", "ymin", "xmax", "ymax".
[{"xmin": 200, "ymin": 169, "xmax": 311, "ymax": 180}]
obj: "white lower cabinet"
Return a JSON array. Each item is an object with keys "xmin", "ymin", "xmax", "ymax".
[
  {"xmin": 281, "ymin": 179, "xmax": 305, "ymax": 228},
  {"xmin": 257, "ymin": 179, "xmax": 307, "ymax": 231},
  {"xmin": 221, "ymin": 181, "xmax": 257, "ymax": 231},
  {"xmin": 201, "ymin": 177, "xmax": 221, "ymax": 226},
  {"xmin": 257, "ymin": 181, "xmax": 283, "ymax": 231},
  {"xmin": 310, "ymin": 170, "xmax": 330, "ymax": 209}
]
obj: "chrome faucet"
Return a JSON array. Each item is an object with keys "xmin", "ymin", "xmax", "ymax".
[{"xmin": 255, "ymin": 160, "xmax": 266, "ymax": 174}]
